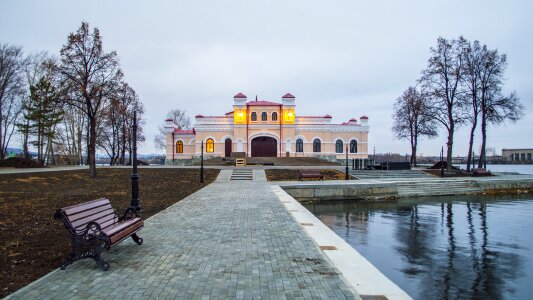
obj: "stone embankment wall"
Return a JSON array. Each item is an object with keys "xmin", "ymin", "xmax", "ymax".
[{"xmin": 281, "ymin": 178, "xmax": 533, "ymax": 202}]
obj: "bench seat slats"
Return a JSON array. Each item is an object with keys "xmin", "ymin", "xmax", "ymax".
[{"xmin": 103, "ymin": 217, "xmax": 144, "ymax": 244}]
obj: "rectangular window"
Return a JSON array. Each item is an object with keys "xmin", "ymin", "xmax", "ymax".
[
  {"xmin": 515, "ymin": 153, "xmax": 520, "ymax": 161},
  {"xmin": 528, "ymin": 153, "xmax": 532, "ymax": 161},
  {"xmin": 521, "ymin": 153, "xmax": 526, "ymax": 161}
]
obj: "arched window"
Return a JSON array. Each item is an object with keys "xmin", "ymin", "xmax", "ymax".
[
  {"xmin": 350, "ymin": 140, "xmax": 358, "ymax": 153},
  {"xmin": 176, "ymin": 140, "xmax": 183, "ymax": 153},
  {"xmin": 313, "ymin": 139, "xmax": 321, "ymax": 153},
  {"xmin": 335, "ymin": 140, "xmax": 343, "ymax": 153},
  {"xmin": 272, "ymin": 112, "xmax": 278, "ymax": 121},
  {"xmin": 206, "ymin": 138, "xmax": 214, "ymax": 153},
  {"xmin": 296, "ymin": 139, "xmax": 303, "ymax": 153},
  {"xmin": 261, "ymin": 112, "xmax": 267, "ymax": 121},
  {"xmin": 251, "ymin": 112, "xmax": 257, "ymax": 121}
]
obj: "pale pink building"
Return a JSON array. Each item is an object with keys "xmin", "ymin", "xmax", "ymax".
[{"xmin": 164, "ymin": 93, "xmax": 369, "ymax": 164}]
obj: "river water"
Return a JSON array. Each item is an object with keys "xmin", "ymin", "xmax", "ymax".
[
  {"xmin": 304, "ymin": 195, "xmax": 533, "ymax": 300},
  {"xmin": 455, "ymin": 164, "xmax": 533, "ymax": 175}
]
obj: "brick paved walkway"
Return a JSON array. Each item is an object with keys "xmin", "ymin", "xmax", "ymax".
[{"xmin": 8, "ymin": 170, "xmax": 358, "ymax": 299}]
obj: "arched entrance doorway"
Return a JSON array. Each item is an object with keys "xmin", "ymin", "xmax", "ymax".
[
  {"xmin": 251, "ymin": 136, "xmax": 277, "ymax": 157},
  {"xmin": 224, "ymin": 138, "xmax": 232, "ymax": 157}
]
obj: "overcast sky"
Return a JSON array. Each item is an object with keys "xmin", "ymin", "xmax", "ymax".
[{"xmin": 2, "ymin": 0, "xmax": 532, "ymax": 156}]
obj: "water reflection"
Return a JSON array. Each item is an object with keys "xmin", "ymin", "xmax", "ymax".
[{"xmin": 304, "ymin": 195, "xmax": 533, "ymax": 300}]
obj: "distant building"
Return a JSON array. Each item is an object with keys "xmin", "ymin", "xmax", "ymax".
[
  {"xmin": 502, "ymin": 148, "xmax": 533, "ymax": 162},
  {"xmin": 164, "ymin": 93, "xmax": 369, "ymax": 164}
]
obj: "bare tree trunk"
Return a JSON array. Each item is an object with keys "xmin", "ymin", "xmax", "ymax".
[
  {"xmin": 446, "ymin": 125, "xmax": 454, "ymax": 172},
  {"xmin": 478, "ymin": 114, "xmax": 487, "ymax": 168},
  {"xmin": 89, "ymin": 117, "xmax": 97, "ymax": 178},
  {"xmin": 466, "ymin": 121, "xmax": 477, "ymax": 172}
]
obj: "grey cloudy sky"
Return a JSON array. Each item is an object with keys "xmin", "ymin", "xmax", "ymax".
[{"xmin": 2, "ymin": 0, "xmax": 532, "ymax": 156}]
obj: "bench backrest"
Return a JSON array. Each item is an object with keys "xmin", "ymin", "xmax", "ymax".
[{"xmin": 59, "ymin": 198, "xmax": 117, "ymax": 232}]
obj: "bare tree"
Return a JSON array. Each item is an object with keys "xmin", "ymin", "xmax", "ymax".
[
  {"xmin": 154, "ymin": 109, "xmax": 191, "ymax": 150},
  {"xmin": 461, "ymin": 40, "xmax": 483, "ymax": 171},
  {"xmin": 55, "ymin": 104, "xmax": 86, "ymax": 165},
  {"xmin": 392, "ymin": 86, "xmax": 437, "ymax": 166},
  {"xmin": 476, "ymin": 47, "xmax": 523, "ymax": 167},
  {"xmin": 19, "ymin": 52, "xmax": 56, "ymax": 159},
  {"xmin": 0, "ymin": 44, "xmax": 27, "ymax": 159},
  {"xmin": 420, "ymin": 37, "xmax": 467, "ymax": 171},
  {"xmin": 98, "ymin": 82, "xmax": 142, "ymax": 165},
  {"xmin": 59, "ymin": 22, "xmax": 123, "ymax": 178}
]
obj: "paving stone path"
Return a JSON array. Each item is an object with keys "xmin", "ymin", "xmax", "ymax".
[{"xmin": 8, "ymin": 170, "xmax": 357, "ymax": 300}]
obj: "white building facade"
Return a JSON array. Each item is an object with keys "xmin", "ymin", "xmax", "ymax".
[{"xmin": 164, "ymin": 93, "xmax": 369, "ymax": 164}]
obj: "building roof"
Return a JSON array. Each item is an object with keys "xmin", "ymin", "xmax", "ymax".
[
  {"xmin": 298, "ymin": 115, "xmax": 332, "ymax": 119},
  {"xmin": 282, "ymin": 93, "xmax": 295, "ymax": 98},
  {"xmin": 195, "ymin": 115, "xmax": 228, "ymax": 118},
  {"xmin": 246, "ymin": 100, "xmax": 281, "ymax": 106},
  {"xmin": 234, "ymin": 92, "xmax": 247, "ymax": 98},
  {"xmin": 173, "ymin": 128, "xmax": 195, "ymax": 135}
]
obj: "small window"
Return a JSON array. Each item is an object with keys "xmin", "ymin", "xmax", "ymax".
[
  {"xmin": 296, "ymin": 139, "xmax": 303, "ymax": 153},
  {"xmin": 272, "ymin": 112, "xmax": 278, "ymax": 121},
  {"xmin": 335, "ymin": 140, "xmax": 343, "ymax": 153},
  {"xmin": 313, "ymin": 139, "xmax": 321, "ymax": 153},
  {"xmin": 521, "ymin": 153, "xmax": 526, "ymax": 161},
  {"xmin": 261, "ymin": 112, "xmax": 267, "ymax": 121},
  {"xmin": 528, "ymin": 153, "xmax": 532, "ymax": 161},
  {"xmin": 206, "ymin": 138, "xmax": 214, "ymax": 153},
  {"xmin": 176, "ymin": 140, "xmax": 183, "ymax": 153},
  {"xmin": 350, "ymin": 140, "xmax": 358, "ymax": 153},
  {"xmin": 251, "ymin": 112, "xmax": 257, "ymax": 122}
]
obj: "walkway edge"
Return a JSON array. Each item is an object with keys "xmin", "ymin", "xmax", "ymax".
[{"xmin": 271, "ymin": 185, "xmax": 412, "ymax": 300}]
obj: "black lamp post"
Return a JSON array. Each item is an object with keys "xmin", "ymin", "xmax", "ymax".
[
  {"xmin": 200, "ymin": 140, "xmax": 204, "ymax": 184},
  {"xmin": 130, "ymin": 110, "xmax": 140, "ymax": 211},
  {"xmin": 345, "ymin": 145, "xmax": 349, "ymax": 180},
  {"xmin": 440, "ymin": 146, "xmax": 444, "ymax": 178}
]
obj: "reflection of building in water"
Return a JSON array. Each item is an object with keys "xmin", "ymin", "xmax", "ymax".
[
  {"xmin": 164, "ymin": 93, "xmax": 369, "ymax": 163},
  {"xmin": 502, "ymin": 148, "xmax": 533, "ymax": 162}
]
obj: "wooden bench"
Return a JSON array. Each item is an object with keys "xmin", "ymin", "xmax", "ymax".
[
  {"xmin": 298, "ymin": 169, "xmax": 325, "ymax": 181},
  {"xmin": 472, "ymin": 168, "xmax": 491, "ymax": 177},
  {"xmin": 54, "ymin": 198, "xmax": 144, "ymax": 271}
]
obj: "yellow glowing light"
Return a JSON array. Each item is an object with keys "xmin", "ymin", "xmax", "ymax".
[
  {"xmin": 206, "ymin": 138, "xmax": 214, "ymax": 153},
  {"xmin": 288, "ymin": 112, "xmax": 293, "ymax": 117},
  {"xmin": 234, "ymin": 109, "xmax": 247, "ymax": 124}
]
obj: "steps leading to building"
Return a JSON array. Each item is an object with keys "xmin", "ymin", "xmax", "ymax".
[{"xmin": 231, "ymin": 169, "xmax": 253, "ymax": 181}]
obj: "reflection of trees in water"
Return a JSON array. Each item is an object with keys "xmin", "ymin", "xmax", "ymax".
[{"xmin": 393, "ymin": 201, "xmax": 523, "ymax": 299}]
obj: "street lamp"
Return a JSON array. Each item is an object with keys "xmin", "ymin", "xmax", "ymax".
[
  {"xmin": 345, "ymin": 145, "xmax": 349, "ymax": 180},
  {"xmin": 200, "ymin": 140, "xmax": 204, "ymax": 184},
  {"xmin": 130, "ymin": 110, "xmax": 140, "ymax": 211}
]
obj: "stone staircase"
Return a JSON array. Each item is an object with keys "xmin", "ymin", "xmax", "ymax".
[
  {"xmin": 230, "ymin": 169, "xmax": 253, "ymax": 181},
  {"xmin": 349, "ymin": 169, "xmax": 434, "ymax": 180},
  {"xmin": 395, "ymin": 180, "xmax": 480, "ymax": 197}
]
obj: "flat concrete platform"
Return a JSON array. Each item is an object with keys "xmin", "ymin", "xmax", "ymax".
[{"xmin": 7, "ymin": 170, "xmax": 359, "ymax": 299}]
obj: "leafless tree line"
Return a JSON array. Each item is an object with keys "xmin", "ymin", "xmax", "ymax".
[
  {"xmin": 0, "ymin": 22, "xmax": 145, "ymax": 178},
  {"xmin": 393, "ymin": 36, "xmax": 523, "ymax": 170}
]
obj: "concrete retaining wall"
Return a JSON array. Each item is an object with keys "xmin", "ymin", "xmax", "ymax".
[{"xmin": 282, "ymin": 183, "xmax": 398, "ymax": 201}]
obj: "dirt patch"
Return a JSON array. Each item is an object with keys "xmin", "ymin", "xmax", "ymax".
[
  {"xmin": 0, "ymin": 157, "xmax": 42, "ymax": 168},
  {"xmin": 0, "ymin": 168, "xmax": 219, "ymax": 298},
  {"xmin": 265, "ymin": 169, "xmax": 352, "ymax": 181}
]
